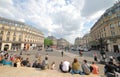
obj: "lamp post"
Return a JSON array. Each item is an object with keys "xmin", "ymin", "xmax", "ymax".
[
  {"xmin": 99, "ymin": 38, "xmax": 105, "ymax": 61},
  {"xmin": 99, "ymin": 38, "xmax": 103, "ymax": 51}
]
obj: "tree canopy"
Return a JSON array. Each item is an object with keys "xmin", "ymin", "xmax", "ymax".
[{"xmin": 44, "ymin": 38, "xmax": 53, "ymax": 47}]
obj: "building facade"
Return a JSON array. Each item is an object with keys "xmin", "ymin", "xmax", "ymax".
[
  {"xmin": 47, "ymin": 36, "xmax": 57, "ymax": 48},
  {"xmin": 82, "ymin": 33, "xmax": 91, "ymax": 48},
  {"xmin": 74, "ymin": 34, "xmax": 91, "ymax": 49},
  {"xmin": 90, "ymin": 2, "xmax": 120, "ymax": 52},
  {"xmin": 57, "ymin": 38, "xmax": 70, "ymax": 49},
  {"xmin": 74, "ymin": 37, "xmax": 82, "ymax": 47},
  {"xmin": 0, "ymin": 17, "xmax": 44, "ymax": 51}
]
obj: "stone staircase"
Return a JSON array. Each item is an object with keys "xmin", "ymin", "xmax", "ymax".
[{"xmin": 0, "ymin": 66, "xmax": 101, "ymax": 77}]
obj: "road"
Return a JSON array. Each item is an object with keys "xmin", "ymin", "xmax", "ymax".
[{"xmin": 68, "ymin": 50, "xmax": 120, "ymax": 61}]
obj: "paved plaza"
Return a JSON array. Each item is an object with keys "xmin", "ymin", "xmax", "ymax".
[{"xmin": 6, "ymin": 49, "xmax": 105, "ymax": 77}]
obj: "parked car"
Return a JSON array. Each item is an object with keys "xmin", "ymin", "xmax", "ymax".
[
  {"xmin": 46, "ymin": 48, "xmax": 53, "ymax": 52},
  {"xmin": 83, "ymin": 48, "xmax": 88, "ymax": 52},
  {"xmin": 71, "ymin": 48, "xmax": 76, "ymax": 51}
]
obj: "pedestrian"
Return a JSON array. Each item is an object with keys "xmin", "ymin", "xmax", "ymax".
[
  {"xmin": 104, "ymin": 61, "xmax": 117, "ymax": 77},
  {"xmin": 45, "ymin": 53, "xmax": 48, "ymax": 59},
  {"xmin": 61, "ymin": 51, "xmax": 64, "ymax": 57},
  {"xmin": 51, "ymin": 61, "xmax": 55, "ymax": 70},
  {"xmin": 21, "ymin": 58, "xmax": 29, "ymax": 66},
  {"xmin": 60, "ymin": 60, "xmax": 71, "ymax": 73},
  {"xmin": 116, "ymin": 62, "xmax": 120, "ymax": 73},
  {"xmin": 109, "ymin": 56, "xmax": 114, "ymax": 62},
  {"xmin": 103, "ymin": 54, "xmax": 106, "ymax": 61},
  {"xmin": 32, "ymin": 60, "xmax": 38, "ymax": 68},
  {"xmin": 70, "ymin": 58, "xmax": 83, "ymax": 75},
  {"xmin": 20, "ymin": 51, "xmax": 22, "ymax": 55},
  {"xmin": 59, "ymin": 61, "xmax": 63, "ymax": 71},
  {"xmin": 100, "ymin": 48, "xmax": 105, "ymax": 59},
  {"xmin": 93, "ymin": 52, "xmax": 98, "ymax": 62},
  {"xmin": 41, "ymin": 57, "xmax": 49, "ymax": 70},
  {"xmin": 91, "ymin": 62, "xmax": 99, "ymax": 75},
  {"xmin": 26, "ymin": 61, "xmax": 31, "ymax": 67},
  {"xmin": 81, "ymin": 60, "xmax": 91, "ymax": 75},
  {"xmin": 79, "ymin": 50, "xmax": 82, "ymax": 57}
]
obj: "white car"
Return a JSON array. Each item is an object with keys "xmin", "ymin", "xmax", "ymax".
[
  {"xmin": 46, "ymin": 48, "xmax": 53, "ymax": 52},
  {"xmin": 84, "ymin": 48, "xmax": 88, "ymax": 52}
]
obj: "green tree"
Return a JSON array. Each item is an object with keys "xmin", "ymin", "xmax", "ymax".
[{"xmin": 44, "ymin": 38, "xmax": 53, "ymax": 47}]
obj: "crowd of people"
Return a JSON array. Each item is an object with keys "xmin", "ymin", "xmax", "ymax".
[
  {"xmin": 0, "ymin": 50, "xmax": 120, "ymax": 77},
  {"xmin": 0, "ymin": 51, "xmax": 50, "ymax": 70},
  {"xmin": 59, "ymin": 58, "xmax": 99, "ymax": 75},
  {"xmin": 92, "ymin": 52, "xmax": 120, "ymax": 77},
  {"xmin": 104, "ymin": 58, "xmax": 120, "ymax": 77}
]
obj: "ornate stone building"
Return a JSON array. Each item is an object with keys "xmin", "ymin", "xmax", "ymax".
[
  {"xmin": 0, "ymin": 17, "xmax": 44, "ymax": 51},
  {"xmin": 57, "ymin": 38, "xmax": 70, "ymax": 49},
  {"xmin": 90, "ymin": 2, "xmax": 120, "ymax": 52},
  {"xmin": 74, "ymin": 37, "xmax": 82, "ymax": 47},
  {"xmin": 47, "ymin": 36, "xmax": 57, "ymax": 48},
  {"xmin": 74, "ymin": 34, "xmax": 91, "ymax": 49}
]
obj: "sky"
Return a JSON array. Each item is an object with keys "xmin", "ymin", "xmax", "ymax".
[{"xmin": 0, "ymin": 0, "xmax": 118, "ymax": 44}]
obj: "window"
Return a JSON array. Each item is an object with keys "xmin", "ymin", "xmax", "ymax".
[
  {"xmin": 110, "ymin": 24, "xmax": 114, "ymax": 29},
  {"xmin": 15, "ymin": 24, "xmax": 18, "ymax": 26},
  {"xmin": 118, "ymin": 21, "xmax": 120, "ymax": 26},
  {"xmin": 104, "ymin": 27, "xmax": 105, "ymax": 31},
  {"xmin": 108, "ymin": 11, "xmax": 112, "ymax": 16},
  {"xmin": 13, "ymin": 32, "xmax": 16, "ymax": 36},
  {"xmin": 0, "ymin": 37, "xmax": 2, "ymax": 41},
  {"xmin": 115, "ymin": 8, "xmax": 119, "ymax": 12},
  {"xmin": 6, "ymin": 37, "xmax": 9, "ymax": 41},
  {"xmin": 7, "ymin": 31, "xmax": 10, "ymax": 35},
  {"xmin": 0, "ymin": 31, "xmax": 3, "ymax": 34},
  {"xmin": 117, "ymin": 13, "xmax": 120, "ymax": 17},
  {"xmin": 111, "ymin": 10, "xmax": 115, "ymax": 14},
  {"xmin": 25, "ymin": 35, "xmax": 27, "ymax": 38},
  {"xmin": 18, "ymin": 33, "xmax": 22, "ymax": 37},
  {"xmin": 111, "ymin": 31, "xmax": 115, "ymax": 36},
  {"xmin": 19, "ymin": 34, "xmax": 22, "ymax": 37},
  {"xmin": 13, "ymin": 37, "xmax": 16, "ymax": 41},
  {"xmin": 19, "ymin": 38, "xmax": 21, "ymax": 41},
  {"xmin": 2, "ymin": 26, "xmax": 4, "ymax": 29},
  {"xmin": 104, "ymin": 33, "xmax": 106, "ymax": 37}
]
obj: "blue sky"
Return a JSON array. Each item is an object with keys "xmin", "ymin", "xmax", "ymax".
[{"xmin": 0, "ymin": 0, "xmax": 117, "ymax": 44}]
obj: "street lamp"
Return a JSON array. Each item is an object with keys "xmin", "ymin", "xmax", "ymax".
[
  {"xmin": 99, "ymin": 38, "xmax": 103, "ymax": 51},
  {"xmin": 99, "ymin": 38, "xmax": 105, "ymax": 60}
]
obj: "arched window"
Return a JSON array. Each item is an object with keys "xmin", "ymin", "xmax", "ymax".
[
  {"xmin": 13, "ymin": 32, "xmax": 16, "ymax": 36},
  {"xmin": 7, "ymin": 31, "xmax": 10, "ymax": 35}
]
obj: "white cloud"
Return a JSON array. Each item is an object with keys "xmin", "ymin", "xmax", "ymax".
[
  {"xmin": 0, "ymin": 0, "xmax": 116, "ymax": 44},
  {"xmin": 88, "ymin": 10, "xmax": 105, "ymax": 20},
  {"xmin": 0, "ymin": 8, "xmax": 14, "ymax": 17},
  {"xmin": 81, "ymin": 0, "xmax": 115, "ymax": 17},
  {"xmin": 0, "ymin": 0, "xmax": 13, "ymax": 7},
  {"xmin": 18, "ymin": 19, "xmax": 25, "ymax": 22}
]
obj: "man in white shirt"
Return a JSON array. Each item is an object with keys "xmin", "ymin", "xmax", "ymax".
[{"xmin": 61, "ymin": 61, "xmax": 71, "ymax": 73}]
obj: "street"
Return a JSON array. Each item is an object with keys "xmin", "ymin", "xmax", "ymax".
[{"xmin": 68, "ymin": 50, "xmax": 120, "ymax": 62}]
